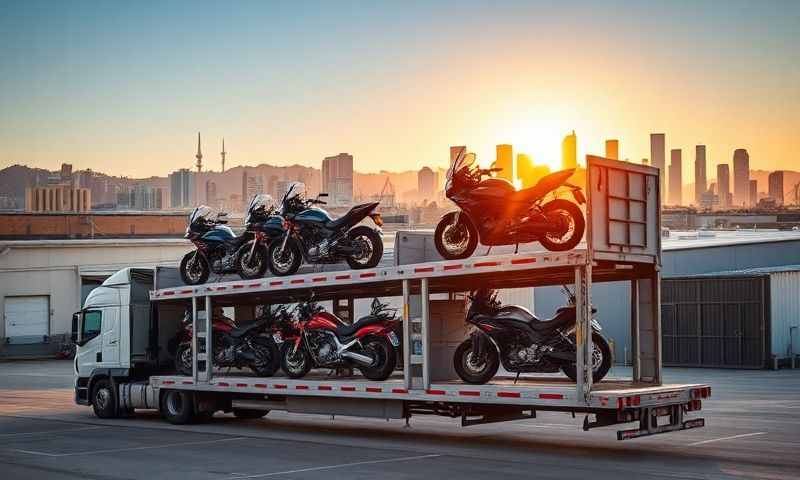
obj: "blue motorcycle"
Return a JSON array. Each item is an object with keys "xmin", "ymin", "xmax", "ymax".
[{"xmin": 180, "ymin": 206, "xmax": 250, "ymax": 285}]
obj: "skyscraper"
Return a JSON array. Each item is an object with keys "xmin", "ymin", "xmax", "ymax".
[
  {"xmin": 495, "ymin": 144, "xmax": 514, "ymax": 182},
  {"xmin": 650, "ymin": 133, "xmax": 666, "ymax": 202},
  {"xmin": 694, "ymin": 145, "xmax": 707, "ymax": 206},
  {"xmin": 749, "ymin": 180, "xmax": 758, "ymax": 207},
  {"xmin": 562, "ymin": 131, "xmax": 576, "ymax": 169},
  {"xmin": 733, "ymin": 148, "xmax": 750, "ymax": 207},
  {"xmin": 768, "ymin": 170, "xmax": 784, "ymax": 205},
  {"xmin": 669, "ymin": 149, "xmax": 682, "ymax": 206},
  {"xmin": 605, "ymin": 139, "xmax": 619, "ymax": 160},
  {"xmin": 169, "ymin": 169, "xmax": 195, "ymax": 208},
  {"xmin": 717, "ymin": 164, "xmax": 731, "ymax": 208},
  {"xmin": 418, "ymin": 167, "xmax": 436, "ymax": 201},
  {"xmin": 322, "ymin": 153, "xmax": 354, "ymax": 206}
]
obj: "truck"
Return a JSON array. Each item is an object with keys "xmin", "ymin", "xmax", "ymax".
[{"xmin": 72, "ymin": 156, "xmax": 710, "ymax": 440}]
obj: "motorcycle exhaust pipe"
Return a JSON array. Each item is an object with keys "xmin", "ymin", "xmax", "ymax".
[{"xmin": 341, "ymin": 350, "xmax": 374, "ymax": 366}]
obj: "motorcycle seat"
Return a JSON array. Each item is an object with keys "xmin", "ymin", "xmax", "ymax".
[
  {"xmin": 509, "ymin": 169, "xmax": 577, "ymax": 205},
  {"xmin": 325, "ymin": 202, "xmax": 379, "ymax": 231},
  {"xmin": 528, "ymin": 306, "xmax": 575, "ymax": 332},
  {"xmin": 335, "ymin": 314, "xmax": 384, "ymax": 337},
  {"xmin": 230, "ymin": 320, "xmax": 265, "ymax": 338}
]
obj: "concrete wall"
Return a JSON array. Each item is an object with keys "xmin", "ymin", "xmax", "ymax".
[{"xmin": 0, "ymin": 239, "xmax": 192, "ymax": 357}]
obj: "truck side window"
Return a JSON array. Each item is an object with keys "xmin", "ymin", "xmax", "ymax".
[{"xmin": 82, "ymin": 310, "xmax": 102, "ymax": 342}]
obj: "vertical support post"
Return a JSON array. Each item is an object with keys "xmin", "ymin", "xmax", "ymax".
[
  {"xmin": 630, "ymin": 279, "xmax": 641, "ymax": 381},
  {"xmin": 205, "ymin": 295, "xmax": 213, "ymax": 382},
  {"xmin": 421, "ymin": 277, "xmax": 430, "ymax": 391},
  {"xmin": 402, "ymin": 279, "xmax": 411, "ymax": 390},
  {"xmin": 634, "ymin": 269, "xmax": 662, "ymax": 384},
  {"xmin": 191, "ymin": 297, "xmax": 198, "ymax": 382},
  {"xmin": 575, "ymin": 264, "xmax": 593, "ymax": 403}
]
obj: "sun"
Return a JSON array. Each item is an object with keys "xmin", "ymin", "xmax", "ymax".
[{"xmin": 484, "ymin": 110, "xmax": 572, "ymax": 173}]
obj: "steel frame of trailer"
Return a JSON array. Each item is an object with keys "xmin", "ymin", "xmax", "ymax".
[{"xmin": 148, "ymin": 157, "xmax": 711, "ymax": 438}]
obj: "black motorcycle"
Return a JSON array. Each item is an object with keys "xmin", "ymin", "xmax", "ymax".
[
  {"xmin": 235, "ymin": 194, "xmax": 285, "ymax": 280},
  {"xmin": 172, "ymin": 309, "xmax": 280, "ymax": 377},
  {"xmin": 434, "ymin": 148, "xmax": 586, "ymax": 259},
  {"xmin": 453, "ymin": 288, "xmax": 611, "ymax": 384},
  {"xmin": 180, "ymin": 206, "xmax": 250, "ymax": 285},
  {"xmin": 268, "ymin": 184, "xmax": 384, "ymax": 276}
]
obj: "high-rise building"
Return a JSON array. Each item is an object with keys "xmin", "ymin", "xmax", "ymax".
[
  {"xmin": 749, "ymin": 180, "xmax": 758, "ymax": 207},
  {"xmin": 206, "ymin": 180, "xmax": 217, "ymax": 207},
  {"xmin": 650, "ymin": 134, "xmax": 666, "ymax": 202},
  {"xmin": 669, "ymin": 149, "xmax": 682, "ymax": 206},
  {"xmin": 121, "ymin": 184, "xmax": 163, "ymax": 210},
  {"xmin": 495, "ymin": 144, "xmax": 514, "ymax": 182},
  {"xmin": 322, "ymin": 153, "xmax": 354, "ymax": 206},
  {"xmin": 244, "ymin": 175, "xmax": 264, "ymax": 204},
  {"xmin": 717, "ymin": 164, "xmax": 731, "ymax": 209},
  {"xmin": 450, "ymin": 146, "xmax": 466, "ymax": 167},
  {"xmin": 517, "ymin": 153, "xmax": 550, "ymax": 189},
  {"xmin": 733, "ymin": 148, "xmax": 750, "ymax": 207},
  {"xmin": 267, "ymin": 175, "xmax": 279, "ymax": 197},
  {"xmin": 562, "ymin": 131, "xmax": 577, "ymax": 169},
  {"xmin": 694, "ymin": 145, "xmax": 707, "ymax": 206},
  {"xmin": 169, "ymin": 169, "xmax": 195, "ymax": 208},
  {"xmin": 605, "ymin": 139, "xmax": 619, "ymax": 160},
  {"xmin": 418, "ymin": 167, "xmax": 436, "ymax": 200},
  {"xmin": 768, "ymin": 170, "xmax": 784, "ymax": 205}
]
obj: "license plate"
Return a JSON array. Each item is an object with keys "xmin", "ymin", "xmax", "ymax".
[
  {"xmin": 272, "ymin": 332, "xmax": 283, "ymax": 343},
  {"xmin": 388, "ymin": 331, "xmax": 399, "ymax": 347}
]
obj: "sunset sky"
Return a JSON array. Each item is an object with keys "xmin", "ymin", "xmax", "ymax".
[{"xmin": 1, "ymin": 0, "xmax": 798, "ymax": 180}]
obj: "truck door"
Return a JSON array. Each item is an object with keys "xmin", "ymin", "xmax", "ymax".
[
  {"xmin": 100, "ymin": 307, "xmax": 120, "ymax": 365},
  {"xmin": 75, "ymin": 310, "xmax": 103, "ymax": 376}
]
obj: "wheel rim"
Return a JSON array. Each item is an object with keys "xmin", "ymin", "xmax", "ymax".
[
  {"xmin": 591, "ymin": 342, "xmax": 603, "ymax": 372},
  {"xmin": 179, "ymin": 347, "xmax": 192, "ymax": 373},
  {"xmin": 544, "ymin": 209, "xmax": 576, "ymax": 245},
  {"xmin": 166, "ymin": 392, "xmax": 183, "ymax": 416},
  {"xmin": 185, "ymin": 254, "xmax": 205, "ymax": 282},
  {"xmin": 252, "ymin": 344, "xmax": 270, "ymax": 370},
  {"xmin": 95, "ymin": 387, "xmax": 110, "ymax": 410},
  {"xmin": 271, "ymin": 246, "xmax": 295, "ymax": 274},
  {"xmin": 442, "ymin": 220, "xmax": 470, "ymax": 255},
  {"xmin": 363, "ymin": 341, "xmax": 386, "ymax": 368},
  {"xmin": 284, "ymin": 348, "xmax": 306, "ymax": 374},
  {"xmin": 350, "ymin": 234, "xmax": 374, "ymax": 265},
  {"xmin": 240, "ymin": 250, "xmax": 262, "ymax": 277},
  {"xmin": 463, "ymin": 350, "xmax": 489, "ymax": 376}
]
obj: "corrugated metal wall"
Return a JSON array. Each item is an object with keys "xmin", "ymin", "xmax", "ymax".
[
  {"xmin": 662, "ymin": 277, "xmax": 767, "ymax": 368},
  {"xmin": 770, "ymin": 271, "xmax": 800, "ymax": 360}
]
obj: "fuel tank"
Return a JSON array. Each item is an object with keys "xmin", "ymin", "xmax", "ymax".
[
  {"xmin": 295, "ymin": 207, "xmax": 333, "ymax": 224},
  {"xmin": 306, "ymin": 311, "xmax": 341, "ymax": 330},
  {"xmin": 255, "ymin": 216, "xmax": 285, "ymax": 236},
  {"xmin": 201, "ymin": 225, "xmax": 236, "ymax": 242},
  {"xmin": 473, "ymin": 177, "xmax": 515, "ymax": 199}
]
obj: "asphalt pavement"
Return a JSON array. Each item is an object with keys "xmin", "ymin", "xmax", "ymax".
[{"xmin": 1, "ymin": 360, "xmax": 799, "ymax": 479}]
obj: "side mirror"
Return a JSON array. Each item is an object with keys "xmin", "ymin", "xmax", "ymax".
[{"xmin": 71, "ymin": 312, "xmax": 80, "ymax": 344}]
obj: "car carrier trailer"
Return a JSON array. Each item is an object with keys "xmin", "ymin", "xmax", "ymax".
[{"xmin": 72, "ymin": 156, "xmax": 709, "ymax": 440}]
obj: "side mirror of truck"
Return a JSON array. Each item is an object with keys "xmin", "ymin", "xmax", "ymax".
[{"xmin": 71, "ymin": 312, "xmax": 81, "ymax": 345}]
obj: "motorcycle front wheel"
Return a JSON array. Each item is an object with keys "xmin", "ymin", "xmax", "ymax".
[
  {"xmin": 346, "ymin": 226, "xmax": 383, "ymax": 269},
  {"xmin": 268, "ymin": 237, "xmax": 302, "ymax": 276},
  {"xmin": 174, "ymin": 343, "xmax": 193, "ymax": 376},
  {"xmin": 453, "ymin": 338, "xmax": 499, "ymax": 384},
  {"xmin": 236, "ymin": 241, "xmax": 268, "ymax": 280},
  {"xmin": 180, "ymin": 251, "xmax": 210, "ymax": 285},
  {"xmin": 358, "ymin": 336, "xmax": 397, "ymax": 381},
  {"xmin": 538, "ymin": 199, "xmax": 585, "ymax": 252},
  {"xmin": 280, "ymin": 342, "xmax": 312, "ymax": 379},
  {"xmin": 249, "ymin": 337, "xmax": 280, "ymax": 377},
  {"xmin": 434, "ymin": 212, "xmax": 479, "ymax": 260},
  {"xmin": 561, "ymin": 331, "xmax": 612, "ymax": 383}
]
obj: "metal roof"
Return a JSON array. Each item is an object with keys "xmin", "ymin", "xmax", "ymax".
[{"xmin": 678, "ymin": 264, "xmax": 800, "ymax": 278}]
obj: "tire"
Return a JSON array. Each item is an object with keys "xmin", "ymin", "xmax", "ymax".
[
  {"xmin": 249, "ymin": 337, "xmax": 280, "ymax": 377},
  {"xmin": 538, "ymin": 199, "xmax": 585, "ymax": 252},
  {"xmin": 236, "ymin": 242, "xmax": 269, "ymax": 280},
  {"xmin": 180, "ymin": 251, "xmax": 210, "ymax": 285},
  {"xmin": 160, "ymin": 389, "xmax": 195, "ymax": 425},
  {"xmin": 453, "ymin": 338, "xmax": 499, "ymax": 384},
  {"xmin": 91, "ymin": 378, "xmax": 118, "ymax": 419},
  {"xmin": 434, "ymin": 212, "xmax": 479, "ymax": 260},
  {"xmin": 346, "ymin": 226, "xmax": 383, "ymax": 269},
  {"xmin": 233, "ymin": 408, "xmax": 269, "ymax": 419},
  {"xmin": 174, "ymin": 343, "xmax": 193, "ymax": 376},
  {"xmin": 358, "ymin": 336, "xmax": 397, "ymax": 381},
  {"xmin": 268, "ymin": 237, "xmax": 302, "ymax": 276},
  {"xmin": 280, "ymin": 342, "xmax": 312, "ymax": 379},
  {"xmin": 561, "ymin": 331, "xmax": 613, "ymax": 383}
]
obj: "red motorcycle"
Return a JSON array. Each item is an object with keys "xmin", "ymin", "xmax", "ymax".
[
  {"xmin": 172, "ymin": 309, "xmax": 279, "ymax": 377},
  {"xmin": 278, "ymin": 298, "xmax": 399, "ymax": 381}
]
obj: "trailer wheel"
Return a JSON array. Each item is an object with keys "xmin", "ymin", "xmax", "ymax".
[
  {"xmin": 91, "ymin": 378, "xmax": 118, "ymax": 419},
  {"xmin": 160, "ymin": 390, "xmax": 195, "ymax": 425},
  {"xmin": 233, "ymin": 409, "xmax": 268, "ymax": 419}
]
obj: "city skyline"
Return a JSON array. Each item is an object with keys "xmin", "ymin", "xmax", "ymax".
[{"xmin": 1, "ymin": 1, "xmax": 798, "ymax": 179}]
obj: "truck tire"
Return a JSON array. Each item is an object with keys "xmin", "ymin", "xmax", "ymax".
[
  {"xmin": 160, "ymin": 390, "xmax": 195, "ymax": 425},
  {"xmin": 233, "ymin": 409, "xmax": 268, "ymax": 419},
  {"xmin": 91, "ymin": 378, "xmax": 118, "ymax": 419}
]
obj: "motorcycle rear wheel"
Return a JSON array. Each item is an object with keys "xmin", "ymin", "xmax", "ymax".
[
  {"xmin": 346, "ymin": 226, "xmax": 383, "ymax": 269},
  {"xmin": 453, "ymin": 338, "xmax": 499, "ymax": 384},
  {"xmin": 434, "ymin": 212, "xmax": 479, "ymax": 260},
  {"xmin": 358, "ymin": 336, "xmax": 396, "ymax": 381},
  {"xmin": 561, "ymin": 331, "xmax": 612, "ymax": 383},
  {"xmin": 538, "ymin": 199, "xmax": 585, "ymax": 252},
  {"xmin": 180, "ymin": 251, "xmax": 210, "ymax": 285},
  {"xmin": 249, "ymin": 337, "xmax": 280, "ymax": 377}
]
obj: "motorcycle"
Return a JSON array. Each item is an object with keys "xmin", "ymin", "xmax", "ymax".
[
  {"xmin": 172, "ymin": 308, "xmax": 280, "ymax": 377},
  {"xmin": 453, "ymin": 287, "xmax": 611, "ymax": 384},
  {"xmin": 279, "ymin": 297, "xmax": 399, "ymax": 381},
  {"xmin": 268, "ymin": 184, "xmax": 384, "ymax": 276},
  {"xmin": 434, "ymin": 147, "xmax": 586, "ymax": 259},
  {"xmin": 180, "ymin": 206, "xmax": 251, "ymax": 285},
  {"xmin": 235, "ymin": 194, "xmax": 285, "ymax": 280}
]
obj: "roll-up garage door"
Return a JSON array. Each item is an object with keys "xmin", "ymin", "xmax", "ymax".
[{"xmin": 4, "ymin": 296, "xmax": 50, "ymax": 344}]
